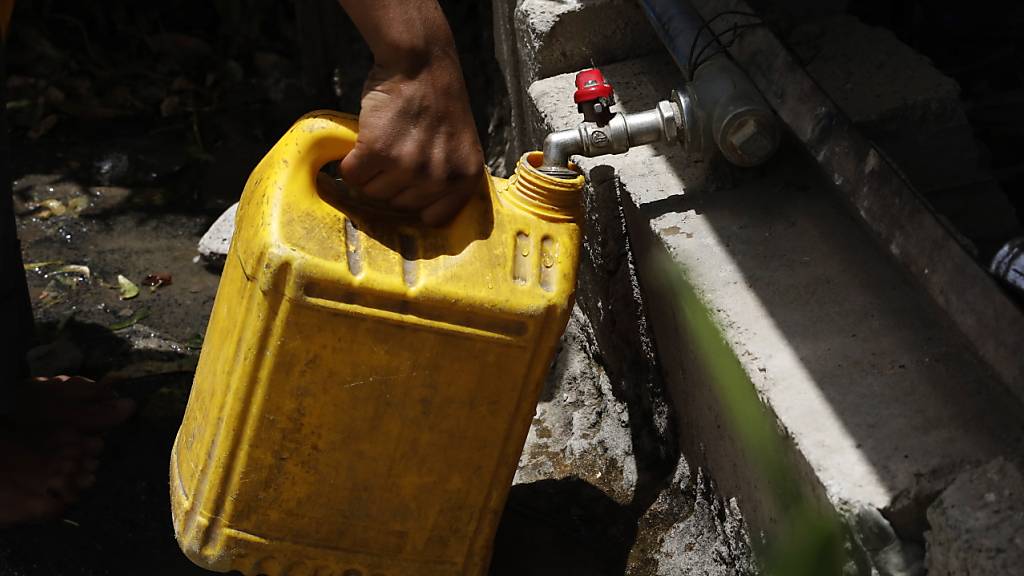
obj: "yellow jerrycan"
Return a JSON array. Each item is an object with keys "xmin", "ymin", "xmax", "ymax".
[{"xmin": 170, "ymin": 111, "xmax": 583, "ymax": 576}]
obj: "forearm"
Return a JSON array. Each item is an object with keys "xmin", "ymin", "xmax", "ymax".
[{"xmin": 337, "ymin": 0, "xmax": 458, "ymax": 74}]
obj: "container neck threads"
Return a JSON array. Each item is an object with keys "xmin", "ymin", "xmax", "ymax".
[{"xmin": 504, "ymin": 152, "xmax": 584, "ymax": 222}]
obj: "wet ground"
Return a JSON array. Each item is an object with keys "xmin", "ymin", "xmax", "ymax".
[{"xmin": 0, "ymin": 121, "xmax": 233, "ymax": 576}]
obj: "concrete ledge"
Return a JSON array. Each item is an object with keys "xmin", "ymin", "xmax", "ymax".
[{"xmin": 527, "ymin": 56, "xmax": 1024, "ymax": 573}]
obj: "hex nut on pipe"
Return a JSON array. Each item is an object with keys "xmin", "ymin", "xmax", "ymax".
[{"xmin": 719, "ymin": 109, "xmax": 780, "ymax": 167}]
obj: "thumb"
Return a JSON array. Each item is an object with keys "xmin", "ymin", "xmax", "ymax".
[{"xmin": 339, "ymin": 143, "xmax": 381, "ymax": 187}]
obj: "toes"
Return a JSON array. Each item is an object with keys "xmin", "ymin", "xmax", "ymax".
[
  {"xmin": 0, "ymin": 492, "xmax": 65, "ymax": 527},
  {"xmin": 69, "ymin": 398, "xmax": 136, "ymax": 433},
  {"xmin": 82, "ymin": 437, "xmax": 104, "ymax": 456},
  {"xmin": 75, "ymin": 472, "xmax": 97, "ymax": 491},
  {"xmin": 46, "ymin": 466, "xmax": 81, "ymax": 504},
  {"xmin": 45, "ymin": 454, "xmax": 101, "ymax": 504},
  {"xmin": 51, "ymin": 431, "xmax": 104, "ymax": 453},
  {"xmin": 18, "ymin": 376, "xmax": 134, "ymax": 435},
  {"xmin": 31, "ymin": 376, "xmax": 115, "ymax": 402}
]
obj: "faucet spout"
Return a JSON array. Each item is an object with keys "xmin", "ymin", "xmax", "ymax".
[{"xmin": 540, "ymin": 129, "xmax": 586, "ymax": 177}]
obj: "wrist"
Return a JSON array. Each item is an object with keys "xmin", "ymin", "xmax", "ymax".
[
  {"xmin": 372, "ymin": 34, "xmax": 459, "ymax": 78},
  {"xmin": 342, "ymin": 0, "xmax": 458, "ymax": 77}
]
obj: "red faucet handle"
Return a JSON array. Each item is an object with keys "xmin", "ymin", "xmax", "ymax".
[{"xmin": 573, "ymin": 68, "xmax": 614, "ymax": 104}]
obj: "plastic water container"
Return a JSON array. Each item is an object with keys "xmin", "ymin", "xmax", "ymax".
[{"xmin": 170, "ymin": 111, "xmax": 583, "ymax": 575}]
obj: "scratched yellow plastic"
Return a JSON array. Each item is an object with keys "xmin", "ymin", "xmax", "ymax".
[{"xmin": 170, "ymin": 111, "xmax": 583, "ymax": 576}]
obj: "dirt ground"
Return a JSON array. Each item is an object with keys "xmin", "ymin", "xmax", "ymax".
[
  {"xmin": 0, "ymin": 2, "xmax": 507, "ymax": 574},
  {"xmin": 2, "ymin": 154, "xmax": 225, "ymax": 575}
]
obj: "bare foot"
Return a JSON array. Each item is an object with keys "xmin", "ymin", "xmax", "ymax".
[{"xmin": 0, "ymin": 376, "xmax": 135, "ymax": 527}]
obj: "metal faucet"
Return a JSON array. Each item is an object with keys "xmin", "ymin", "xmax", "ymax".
[{"xmin": 539, "ymin": 66, "xmax": 780, "ymax": 177}]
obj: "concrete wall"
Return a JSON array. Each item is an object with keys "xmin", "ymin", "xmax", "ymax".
[
  {"xmin": 495, "ymin": 1, "xmax": 1024, "ymax": 575},
  {"xmin": 493, "ymin": 0, "xmax": 659, "ymax": 169}
]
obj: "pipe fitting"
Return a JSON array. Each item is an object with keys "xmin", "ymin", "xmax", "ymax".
[
  {"xmin": 641, "ymin": 0, "xmax": 780, "ymax": 166},
  {"xmin": 688, "ymin": 57, "xmax": 780, "ymax": 167}
]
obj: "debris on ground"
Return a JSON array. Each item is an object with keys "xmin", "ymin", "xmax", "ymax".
[
  {"xmin": 109, "ymin": 310, "xmax": 149, "ymax": 331},
  {"xmin": 116, "ymin": 274, "xmax": 139, "ymax": 300},
  {"xmin": 142, "ymin": 273, "xmax": 173, "ymax": 289},
  {"xmin": 47, "ymin": 263, "xmax": 90, "ymax": 286}
]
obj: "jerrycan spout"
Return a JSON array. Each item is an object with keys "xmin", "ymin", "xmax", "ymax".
[{"xmin": 504, "ymin": 151, "xmax": 585, "ymax": 222}]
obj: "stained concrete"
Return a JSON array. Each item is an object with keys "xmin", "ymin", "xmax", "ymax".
[
  {"xmin": 527, "ymin": 55, "xmax": 1024, "ymax": 574},
  {"xmin": 791, "ymin": 14, "xmax": 1022, "ymax": 251},
  {"xmin": 926, "ymin": 458, "xmax": 1024, "ymax": 575}
]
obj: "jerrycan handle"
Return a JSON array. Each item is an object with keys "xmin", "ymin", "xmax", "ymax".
[
  {"xmin": 283, "ymin": 110, "xmax": 428, "ymax": 221},
  {"xmin": 283, "ymin": 110, "xmax": 359, "ymax": 189}
]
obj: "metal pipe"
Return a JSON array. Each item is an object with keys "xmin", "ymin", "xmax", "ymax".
[
  {"xmin": 640, "ymin": 0, "xmax": 780, "ymax": 166},
  {"xmin": 638, "ymin": 0, "xmax": 715, "ymax": 79}
]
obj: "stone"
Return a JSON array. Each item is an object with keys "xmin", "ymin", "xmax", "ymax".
[
  {"xmin": 628, "ymin": 458, "xmax": 758, "ymax": 576},
  {"xmin": 793, "ymin": 15, "xmax": 1007, "ymax": 201},
  {"xmin": 516, "ymin": 305, "xmax": 638, "ymax": 503},
  {"xmin": 99, "ymin": 323, "xmax": 199, "ymax": 382},
  {"xmin": 926, "ymin": 458, "xmax": 1024, "ymax": 576},
  {"xmin": 197, "ymin": 201, "xmax": 237, "ymax": 265}
]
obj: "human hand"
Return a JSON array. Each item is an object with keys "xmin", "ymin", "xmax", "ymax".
[{"xmin": 340, "ymin": 54, "xmax": 485, "ymax": 226}]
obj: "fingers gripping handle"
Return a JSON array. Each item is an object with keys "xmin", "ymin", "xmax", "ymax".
[{"xmin": 285, "ymin": 110, "xmax": 360, "ymax": 188}]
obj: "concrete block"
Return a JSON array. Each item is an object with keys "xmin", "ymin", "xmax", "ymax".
[
  {"xmin": 926, "ymin": 458, "xmax": 1024, "ymax": 575},
  {"xmin": 793, "ymin": 15, "xmax": 987, "ymax": 194},
  {"xmin": 526, "ymin": 55, "xmax": 1024, "ymax": 573},
  {"xmin": 512, "ymin": 0, "xmax": 658, "ymax": 86},
  {"xmin": 493, "ymin": 0, "xmax": 659, "ymax": 168}
]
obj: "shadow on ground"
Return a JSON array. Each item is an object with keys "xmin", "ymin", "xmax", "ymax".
[
  {"xmin": 492, "ymin": 478, "xmax": 638, "ymax": 576},
  {"xmin": 0, "ymin": 319, "xmax": 640, "ymax": 575}
]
